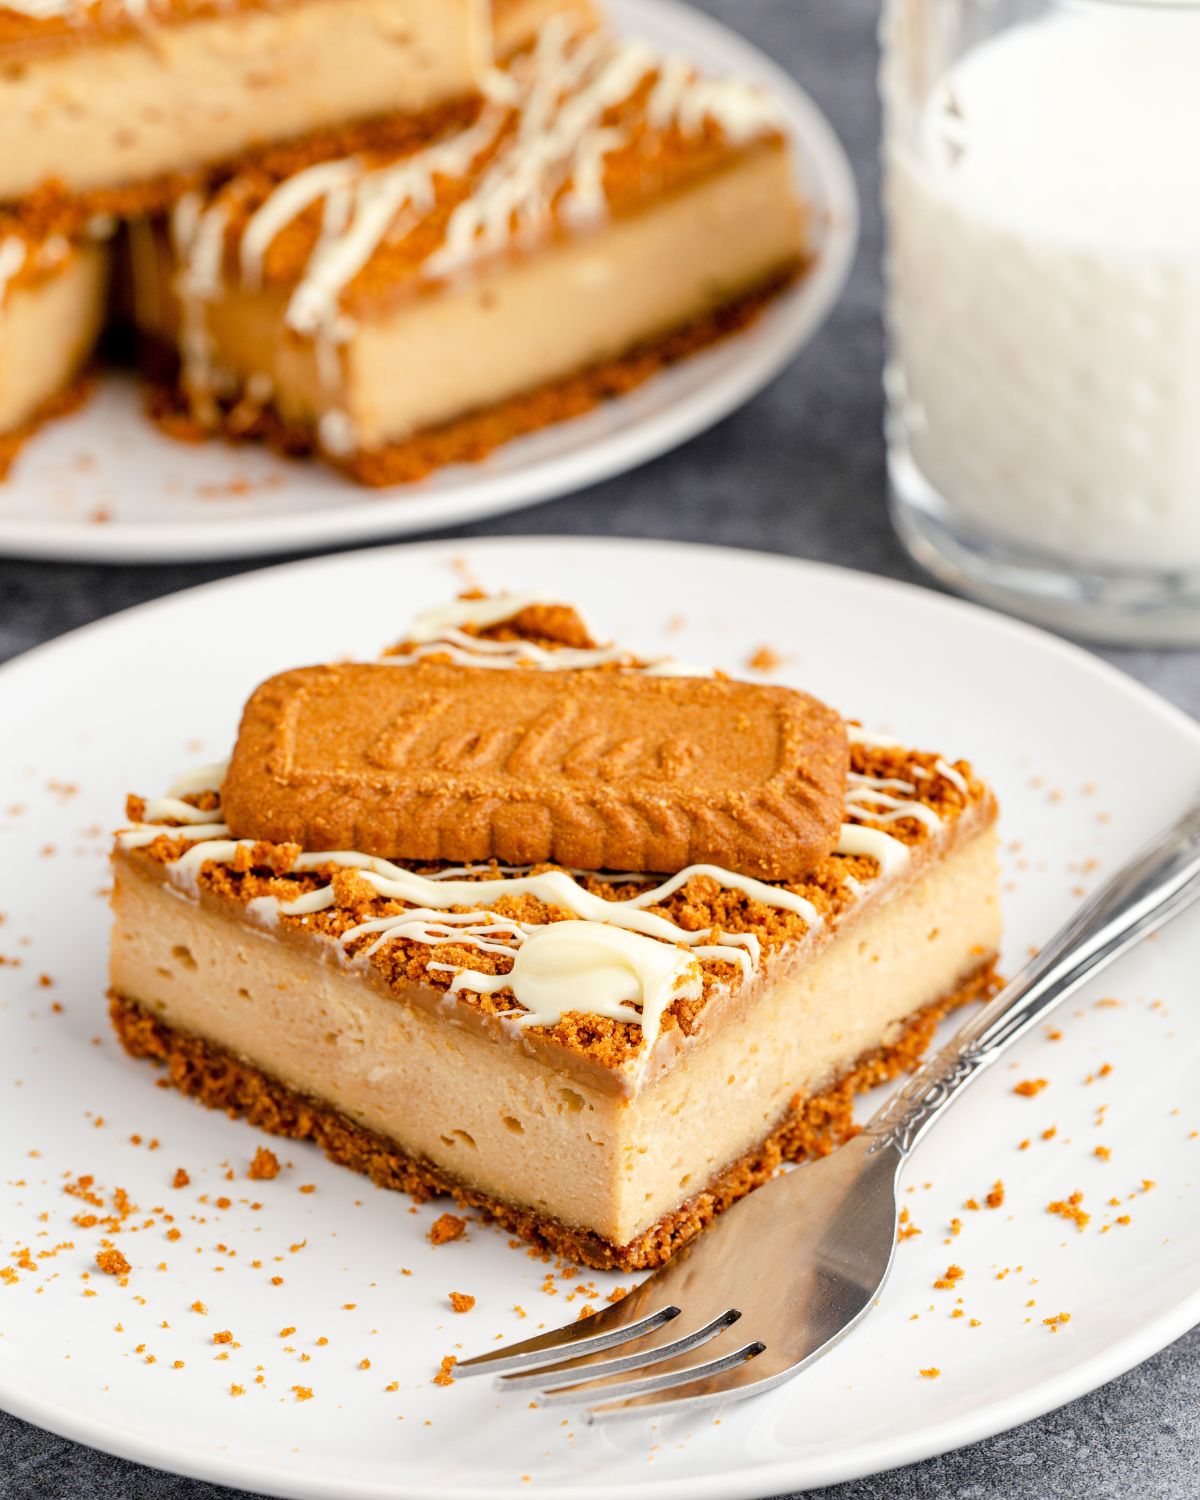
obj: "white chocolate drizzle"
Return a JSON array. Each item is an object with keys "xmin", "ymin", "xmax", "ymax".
[
  {"xmin": 390, "ymin": 632, "xmax": 633, "ymax": 672},
  {"xmin": 390, "ymin": 595, "xmax": 706, "ymax": 675},
  {"xmin": 0, "ymin": 0, "xmax": 154, "ymax": 18},
  {"xmin": 170, "ymin": 190, "xmax": 235, "ymax": 420},
  {"xmin": 407, "ymin": 594, "xmax": 560, "ymax": 641},
  {"xmin": 834, "ymin": 823, "xmax": 910, "ymax": 877},
  {"xmin": 837, "ymin": 767, "xmax": 948, "ymax": 873},
  {"xmin": 839, "ymin": 731, "xmax": 972, "ymax": 875},
  {"xmin": 846, "ymin": 725, "xmax": 904, "ymax": 749},
  {"xmin": 0, "ymin": 0, "xmax": 87, "ymax": 16},
  {"xmin": 167, "ymin": 760, "xmax": 229, "ymax": 797},
  {"xmin": 845, "ymin": 773, "xmax": 941, "ymax": 834},
  {"xmin": 119, "ymin": 821, "xmax": 230, "ymax": 850},
  {"xmin": 430, "ymin": 921, "xmax": 703, "ymax": 1051},
  {"xmin": 935, "ymin": 757, "xmax": 970, "ymax": 795}
]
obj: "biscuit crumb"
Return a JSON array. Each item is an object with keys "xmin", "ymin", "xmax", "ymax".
[
  {"xmin": 171, "ymin": 1168, "xmax": 189, "ymax": 1189},
  {"xmin": 746, "ymin": 646, "xmax": 782, "ymax": 674},
  {"xmin": 1048, "ymin": 1192, "xmax": 1090, "ymax": 1232},
  {"xmin": 429, "ymin": 1213, "xmax": 466, "ymax": 1246},
  {"xmin": 248, "ymin": 1147, "xmax": 280, "ymax": 1180},
  {"xmin": 933, "ymin": 1265, "xmax": 964, "ymax": 1290},
  {"xmin": 213, "ymin": 1330, "xmax": 233, "ymax": 1345},
  {"xmin": 449, "ymin": 1292, "xmax": 475, "ymax": 1313},
  {"xmin": 985, "ymin": 1180, "xmax": 1005, "ymax": 1209},
  {"xmin": 897, "ymin": 1207, "xmax": 922, "ymax": 1241},
  {"xmin": 433, "ymin": 1355, "xmax": 457, "ymax": 1387},
  {"xmin": 95, "ymin": 1248, "xmax": 130, "ymax": 1278}
]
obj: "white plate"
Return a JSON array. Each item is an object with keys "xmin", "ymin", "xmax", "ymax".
[
  {"xmin": 2, "ymin": 538, "xmax": 1198, "ymax": 1500},
  {"xmin": 0, "ymin": 0, "xmax": 857, "ymax": 566}
]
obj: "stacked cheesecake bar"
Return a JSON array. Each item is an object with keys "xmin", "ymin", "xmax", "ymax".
[
  {"xmin": 109, "ymin": 597, "xmax": 1001, "ymax": 1270},
  {"xmin": 0, "ymin": 0, "xmax": 808, "ymax": 483}
]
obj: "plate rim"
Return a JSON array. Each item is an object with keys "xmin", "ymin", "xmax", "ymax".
[
  {"xmin": 0, "ymin": 0, "xmax": 859, "ymax": 566},
  {"xmin": 2, "ymin": 535, "xmax": 1198, "ymax": 1500}
]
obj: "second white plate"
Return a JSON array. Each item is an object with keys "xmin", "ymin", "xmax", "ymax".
[{"xmin": 0, "ymin": 0, "xmax": 857, "ymax": 564}]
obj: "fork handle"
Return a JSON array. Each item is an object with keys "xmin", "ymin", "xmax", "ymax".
[{"xmin": 863, "ymin": 796, "xmax": 1200, "ymax": 1160}]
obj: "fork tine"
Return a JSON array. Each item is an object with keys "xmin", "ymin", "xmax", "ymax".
[
  {"xmin": 496, "ymin": 1309, "xmax": 741, "ymax": 1393},
  {"xmin": 585, "ymin": 1364, "xmax": 795, "ymax": 1423},
  {"xmin": 534, "ymin": 1340, "xmax": 766, "ymax": 1408},
  {"xmin": 583, "ymin": 1295, "xmax": 878, "ymax": 1423},
  {"xmin": 453, "ymin": 1303, "xmax": 681, "ymax": 1379}
]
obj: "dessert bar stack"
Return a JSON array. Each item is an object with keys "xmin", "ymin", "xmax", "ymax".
[
  {"xmin": 0, "ymin": 0, "xmax": 513, "ymax": 453},
  {"xmin": 0, "ymin": 0, "xmax": 808, "ymax": 481}
]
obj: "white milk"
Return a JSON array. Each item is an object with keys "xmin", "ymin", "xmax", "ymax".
[{"xmin": 885, "ymin": 3, "xmax": 1200, "ymax": 569}]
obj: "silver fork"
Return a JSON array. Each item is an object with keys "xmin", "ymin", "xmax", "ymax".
[{"xmin": 455, "ymin": 797, "xmax": 1200, "ymax": 1421}]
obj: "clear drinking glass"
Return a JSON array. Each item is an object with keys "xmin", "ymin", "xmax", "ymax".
[{"xmin": 881, "ymin": 0, "xmax": 1200, "ymax": 645}]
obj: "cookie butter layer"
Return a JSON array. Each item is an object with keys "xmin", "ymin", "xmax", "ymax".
[
  {"xmin": 127, "ymin": 17, "xmax": 807, "ymax": 467},
  {"xmin": 0, "ymin": 234, "xmax": 108, "ymax": 438},
  {"xmin": 110, "ymin": 800, "xmax": 999, "ymax": 1249},
  {"xmin": 0, "ymin": 0, "xmax": 493, "ymax": 205}
]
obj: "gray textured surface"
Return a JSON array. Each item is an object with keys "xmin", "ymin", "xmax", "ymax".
[{"xmin": 0, "ymin": 1, "xmax": 1197, "ymax": 1495}]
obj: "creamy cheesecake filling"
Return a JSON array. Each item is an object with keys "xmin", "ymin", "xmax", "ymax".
[
  {"xmin": 111, "ymin": 822, "xmax": 998, "ymax": 1246},
  {"xmin": 0, "ymin": 239, "xmax": 108, "ymax": 434},
  {"xmin": 0, "ymin": 0, "xmax": 493, "ymax": 202}
]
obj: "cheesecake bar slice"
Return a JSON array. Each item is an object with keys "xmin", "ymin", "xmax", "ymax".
[
  {"xmin": 127, "ymin": 17, "xmax": 808, "ymax": 483},
  {"xmin": 0, "ymin": 0, "xmax": 512, "ymax": 215},
  {"xmin": 0, "ymin": 227, "xmax": 109, "ymax": 468},
  {"xmin": 108, "ymin": 598, "xmax": 1001, "ymax": 1271}
]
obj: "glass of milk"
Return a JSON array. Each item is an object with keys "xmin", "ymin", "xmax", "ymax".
[{"xmin": 882, "ymin": 0, "xmax": 1200, "ymax": 644}]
